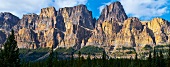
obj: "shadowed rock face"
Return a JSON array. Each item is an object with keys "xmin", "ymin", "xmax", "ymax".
[
  {"xmin": 0, "ymin": 12, "xmax": 19, "ymax": 46},
  {"xmin": 0, "ymin": 12, "xmax": 20, "ymax": 31},
  {"xmin": 0, "ymin": 30, "xmax": 6, "ymax": 45},
  {"xmin": 97, "ymin": 1, "xmax": 127, "ymax": 24},
  {"xmin": 0, "ymin": 1, "xmax": 170, "ymax": 51}
]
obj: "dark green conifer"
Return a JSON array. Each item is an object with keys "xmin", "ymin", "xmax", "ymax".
[
  {"xmin": 46, "ymin": 46, "xmax": 54, "ymax": 67},
  {"xmin": 0, "ymin": 29, "xmax": 20, "ymax": 67}
]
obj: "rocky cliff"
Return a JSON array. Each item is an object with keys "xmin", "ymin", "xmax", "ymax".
[
  {"xmin": 97, "ymin": 1, "xmax": 127, "ymax": 24},
  {"xmin": 0, "ymin": 1, "xmax": 170, "ymax": 52}
]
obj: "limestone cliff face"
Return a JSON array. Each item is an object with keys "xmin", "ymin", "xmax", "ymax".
[
  {"xmin": 17, "ymin": 28, "xmax": 37, "ymax": 49},
  {"xmin": 56, "ymin": 5, "xmax": 94, "ymax": 49},
  {"xmin": 115, "ymin": 17, "xmax": 143, "ymax": 47},
  {"xmin": 0, "ymin": 1, "xmax": 170, "ymax": 52},
  {"xmin": 37, "ymin": 7, "xmax": 57, "ymax": 31},
  {"xmin": 0, "ymin": 12, "xmax": 20, "ymax": 46},
  {"xmin": 58, "ymin": 5, "xmax": 94, "ymax": 29},
  {"xmin": 0, "ymin": 12, "xmax": 20, "ymax": 31},
  {"xmin": 147, "ymin": 18, "xmax": 170, "ymax": 45},
  {"xmin": 135, "ymin": 26, "xmax": 154, "ymax": 47},
  {"xmin": 14, "ymin": 13, "xmax": 38, "ymax": 31},
  {"xmin": 86, "ymin": 20, "xmax": 119, "ymax": 47},
  {"xmin": 86, "ymin": 1, "xmax": 127, "ymax": 47},
  {"xmin": 97, "ymin": 1, "xmax": 127, "ymax": 23},
  {"xmin": 12, "ymin": 5, "xmax": 94, "ymax": 49},
  {"xmin": 0, "ymin": 30, "xmax": 6, "ymax": 45}
]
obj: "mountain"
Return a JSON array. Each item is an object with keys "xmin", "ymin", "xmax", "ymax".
[{"xmin": 0, "ymin": 1, "xmax": 170, "ymax": 54}]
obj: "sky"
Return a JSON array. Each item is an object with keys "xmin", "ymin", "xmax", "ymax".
[{"xmin": 0, "ymin": 0, "xmax": 170, "ymax": 21}]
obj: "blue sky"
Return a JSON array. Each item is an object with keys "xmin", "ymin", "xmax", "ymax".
[
  {"xmin": 86, "ymin": 0, "xmax": 112, "ymax": 18},
  {"xmin": 0, "ymin": 0, "xmax": 170, "ymax": 21}
]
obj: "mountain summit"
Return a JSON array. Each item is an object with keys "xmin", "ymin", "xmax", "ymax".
[{"xmin": 0, "ymin": 1, "xmax": 169, "ymax": 54}]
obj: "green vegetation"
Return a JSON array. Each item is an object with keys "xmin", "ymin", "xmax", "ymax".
[
  {"xmin": 76, "ymin": 46, "xmax": 104, "ymax": 54},
  {"xmin": 19, "ymin": 48, "xmax": 50, "ymax": 62},
  {"xmin": 143, "ymin": 45, "xmax": 152, "ymax": 50},
  {"xmin": 20, "ymin": 49, "xmax": 170, "ymax": 67},
  {"xmin": 155, "ymin": 45, "xmax": 168, "ymax": 48},
  {"xmin": 126, "ymin": 51, "xmax": 136, "ymax": 54},
  {"xmin": 19, "ymin": 48, "xmax": 50, "ymax": 54},
  {"xmin": 0, "ymin": 30, "xmax": 20, "ymax": 67},
  {"xmin": 0, "ymin": 30, "xmax": 170, "ymax": 67},
  {"xmin": 122, "ymin": 47, "xmax": 135, "ymax": 50},
  {"xmin": 54, "ymin": 47, "xmax": 76, "ymax": 54}
]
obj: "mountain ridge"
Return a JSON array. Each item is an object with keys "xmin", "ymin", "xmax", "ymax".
[{"xmin": 0, "ymin": 1, "xmax": 170, "ymax": 54}]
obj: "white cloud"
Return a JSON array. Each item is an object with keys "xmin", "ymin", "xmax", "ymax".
[
  {"xmin": 0, "ymin": 0, "xmax": 87, "ymax": 18},
  {"xmin": 98, "ymin": 0, "xmax": 169, "ymax": 20},
  {"xmin": 119, "ymin": 0, "xmax": 169, "ymax": 20},
  {"xmin": 0, "ymin": 0, "xmax": 51, "ymax": 18},
  {"xmin": 53, "ymin": 0, "xmax": 87, "ymax": 9},
  {"xmin": 98, "ymin": 2, "xmax": 112, "ymax": 14}
]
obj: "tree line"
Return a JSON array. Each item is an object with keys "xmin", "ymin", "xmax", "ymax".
[{"xmin": 0, "ymin": 30, "xmax": 170, "ymax": 67}]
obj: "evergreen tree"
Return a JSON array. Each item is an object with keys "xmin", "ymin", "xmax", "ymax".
[
  {"xmin": 54, "ymin": 51, "xmax": 58, "ymax": 66},
  {"xmin": 159, "ymin": 50, "xmax": 163, "ymax": 59},
  {"xmin": 159, "ymin": 50, "xmax": 165, "ymax": 67},
  {"xmin": 153, "ymin": 47, "xmax": 156, "ymax": 65},
  {"xmin": 70, "ymin": 52, "xmax": 74, "ymax": 67},
  {"xmin": 168, "ymin": 45, "xmax": 170, "ymax": 67},
  {"xmin": 87, "ymin": 53, "xmax": 91, "ymax": 67},
  {"xmin": 102, "ymin": 50, "xmax": 106, "ymax": 60},
  {"xmin": 135, "ymin": 53, "xmax": 138, "ymax": 60},
  {"xmin": 148, "ymin": 51, "xmax": 152, "ymax": 67},
  {"xmin": 0, "ymin": 30, "xmax": 20, "ymax": 67},
  {"xmin": 46, "ymin": 46, "xmax": 54, "ymax": 67},
  {"xmin": 148, "ymin": 51, "xmax": 152, "ymax": 60},
  {"xmin": 168, "ymin": 44, "xmax": 170, "ymax": 58},
  {"xmin": 102, "ymin": 50, "xmax": 106, "ymax": 67},
  {"xmin": 78, "ymin": 51, "xmax": 82, "ymax": 67},
  {"xmin": 78, "ymin": 51, "xmax": 81, "ymax": 61}
]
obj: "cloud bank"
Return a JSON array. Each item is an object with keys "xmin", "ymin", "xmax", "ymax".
[
  {"xmin": 98, "ymin": 0, "xmax": 169, "ymax": 20},
  {"xmin": 0, "ymin": 0, "xmax": 50, "ymax": 18},
  {"xmin": 0, "ymin": 0, "xmax": 87, "ymax": 18},
  {"xmin": 53, "ymin": 0, "xmax": 87, "ymax": 9},
  {"xmin": 119, "ymin": 0, "xmax": 169, "ymax": 20}
]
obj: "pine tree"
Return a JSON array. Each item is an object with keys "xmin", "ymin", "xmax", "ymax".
[
  {"xmin": 153, "ymin": 47, "xmax": 156, "ymax": 65},
  {"xmin": 159, "ymin": 50, "xmax": 164, "ymax": 59},
  {"xmin": 0, "ymin": 29, "xmax": 20, "ymax": 67},
  {"xmin": 135, "ymin": 53, "xmax": 138, "ymax": 60},
  {"xmin": 167, "ymin": 44, "xmax": 170, "ymax": 59},
  {"xmin": 148, "ymin": 51, "xmax": 152, "ymax": 67},
  {"xmin": 159, "ymin": 50, "xmax": 165, "ymax": 67},
  {"xmin": 46, "ymin": 46, "xmax": 54, "ymax": 67},
  {"xmin": 102, "ymin": 50, "xmax": 106, "ymax": 61},
  {"xmin": 54, "ymin": 51, "xmax": 58, "ymax": 66},
  {"xmin": 78, "ymin": 51, "xmax": 81, "ymax": 67},
  {"xmin": 168, "ymin": 45, "xmax": 170, "ymax": 67},
  {"xmin": 102, "ymin": 50, "xmax": 106, "ymax": 67},
  {"xmin": 87, "ymin": 53, "xmax": 91, "ymax": 67},
  {"xmin": 78, "ymin": 51, "xmax": 81, "ymax": 61}
]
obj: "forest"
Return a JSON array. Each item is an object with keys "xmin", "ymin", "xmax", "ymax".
[{"xmin": 0, "ymin": 30, "xmax": 170, "ymax": 67}]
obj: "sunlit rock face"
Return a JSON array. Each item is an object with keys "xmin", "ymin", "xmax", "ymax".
[
  {"xmin": 115, "ymin": 17, "xmax": 143, "ymax": 47},
  {"xmin": 147, "ymin": 18, "xmax": 170, "ymax": 45},
  {"xmin": 0, "ymin": 1, "xmax": 170, "ymax": 52},
  {"xmin": 17, "ymin": 28, "xmax": 37, "ymax": 49},
  {"xmin": 12, "ymin": 5, "xmax": 94, "ymax": 49}
]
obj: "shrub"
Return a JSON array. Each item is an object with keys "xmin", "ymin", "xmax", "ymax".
[{"xmin": 76, "ymin": 46, "xmax": 104, "ymax": 54}]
